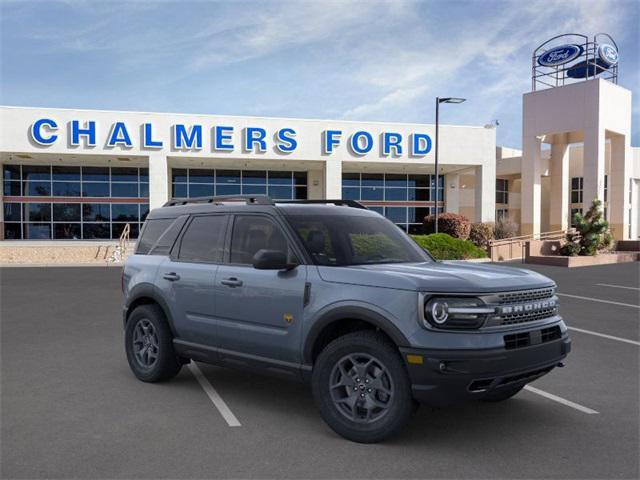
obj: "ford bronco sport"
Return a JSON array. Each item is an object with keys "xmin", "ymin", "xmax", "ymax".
[{"xmin": 122, "ymin": 195, "xmax": 570, "ymax": 443}]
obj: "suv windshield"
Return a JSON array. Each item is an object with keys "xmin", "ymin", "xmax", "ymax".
[{"xmin": 286, "ymin": 214, "xmax": 432, "ymax": 266}]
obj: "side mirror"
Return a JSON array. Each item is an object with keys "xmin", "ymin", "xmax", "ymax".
[{"xmin": 252, "ymin": 249, "xmax": 297, "ymax": 270}]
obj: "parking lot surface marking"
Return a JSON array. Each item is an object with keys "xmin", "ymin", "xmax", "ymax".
[
  {"xmin": 557, "ymin": 292, "xmax": 640, "ymax": 309},
  {"xmin": 524, "ymin": 385, "xmax": 599, "ymax": 414},
  {"xmin": 596, "ymin": 283, "xmax": 640, "ymax": 291},
  {"xmin": 188, "ymin": 361, "xmax": 241, "ymax": 427},
  {"xmin": 567, "ymin": 326, "xmax": 640, "ymax": 346}
]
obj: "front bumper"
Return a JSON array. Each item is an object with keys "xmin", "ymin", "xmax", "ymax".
[{"xmin": 400, "ymin": 334, "xmax": 571, "ymax": 406}]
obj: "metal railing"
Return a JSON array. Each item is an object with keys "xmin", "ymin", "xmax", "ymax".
[{"xmin": 106, "ymin": 223, "xmax": 131, "ymax": 263}]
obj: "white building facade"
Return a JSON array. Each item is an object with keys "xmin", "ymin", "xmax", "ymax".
[{"xmin": 0, "ymin": 106, "xmax": 496, "ymax": 240}]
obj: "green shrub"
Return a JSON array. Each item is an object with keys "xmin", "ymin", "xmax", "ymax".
[
  {"xmin": 423, "ymin": 213, "xmax": 471, "ymax": 240},
  {"xmin": 560, "ymin": 199, "xmax": 613, "ymax": 256},
  {"xmin": 411, "ymin": 233, "xmax": 487, "ymax": 260},
  {"xmin": 469, "ymin": 222, "xmax": 495, "ymax": 249}
]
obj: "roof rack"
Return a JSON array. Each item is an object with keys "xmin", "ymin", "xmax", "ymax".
[
  {"xmin": 162, "ymin": 196, "xmax": 367, "ymax": 210},
  {"xmin": 163, "ymin": 195, "xmax": 273, "ymax": 207},
  {"xmin": 276, "ymin": 199, "xmax": 367, "ymax": 209}
]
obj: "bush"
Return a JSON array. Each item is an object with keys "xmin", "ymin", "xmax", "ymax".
[
  {"xmin": 469, "ymin": 222, "xmax": 495, "ymax": 249},
  {"xmin": 412, "ymin": 233, "xmax": 487, "ymax": 260},
  {"xmin": 494, "ymin": 217, "xmax": 518, "ymax": 239},
  {"xmin": 560, "ymin": 199, "xmax": 613, "ymax": 256},
  {"xmin": 423, "ymin": 213, "xmax": 471, "ymax": 240}
]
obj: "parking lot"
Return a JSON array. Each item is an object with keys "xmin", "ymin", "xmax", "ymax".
[{"xmin": 1, "ymin": 262, "xmax": 638, "ymax": 479}]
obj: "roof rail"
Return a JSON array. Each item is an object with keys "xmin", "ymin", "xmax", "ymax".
[
  {"xmin": 275, "ymin": 199, "xmax": 367, "ymax": 209},
  {"xmin": 163, "ymin": 195, "xmax": 273, "ymax": 207}
]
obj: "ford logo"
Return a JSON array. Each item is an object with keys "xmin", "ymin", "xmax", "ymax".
[
  {"xmin": 538, "ymin": 44, "xmax": 583, "ymax": 67},
  {"xmin": 598, "ymin": 43, "xmax": 618, "ymax": 67}
]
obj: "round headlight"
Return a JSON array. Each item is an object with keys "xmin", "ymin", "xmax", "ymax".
[{"xmin": 428, "ymin": 300, "xmax": 449, "ymax": 324}]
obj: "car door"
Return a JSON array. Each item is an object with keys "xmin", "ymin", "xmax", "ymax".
[
  {"xmin": 214, "ymin": 213, "xmax": 307, "ymax": 364},
  {"xmin": 156, "ymin": 214, "xmax": 229, "ymax": 347}
]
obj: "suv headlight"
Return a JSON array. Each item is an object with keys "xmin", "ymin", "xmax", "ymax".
[{"xmin": 423, "ymin": 297, "xmax": 495, "ymax": 329}]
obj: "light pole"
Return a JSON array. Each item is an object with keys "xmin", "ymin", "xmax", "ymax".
[{"xmin": 434, "ymin": 96, "xmax": 466, "ymax": 233}]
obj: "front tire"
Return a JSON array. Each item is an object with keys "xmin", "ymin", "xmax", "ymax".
[
  {"xmin": 125, "ymin": 304, "xmax": 182, "ymax": 382},
  {"xmin": 312, "ymin": 331, "xmax": 414, "ymax": 443}
]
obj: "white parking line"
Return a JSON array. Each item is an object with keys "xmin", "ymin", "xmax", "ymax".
[
  {"xmin": 568, "ymin": 326, "xmax": 640, "ymax": 346},
  {"xmin": 188, "ymin": 362, "xmax": 241, "ymax": 427},
  {"xmin": 524, "ymin": 385, "xmax": 599, "ymax": 415},
  {"xmin": 596, "ymin": 283, "xmax": 640, "ymax": 291},
  {"xmin": 557, "ymin": 293, "xmax": 639, "ymax": 309}
]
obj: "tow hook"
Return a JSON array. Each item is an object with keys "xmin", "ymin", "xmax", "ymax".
[{"xmin": 557, "ymin": 362, "xmax": 565, "ymax": 368}]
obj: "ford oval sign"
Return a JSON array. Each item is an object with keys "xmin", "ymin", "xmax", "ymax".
[
  {"xmin": 598, "ymin": 44, "xmax": 618, "ymax": 67},
  {"xmin": 538, "ymin": 44, "xmax": 583, "ymax": 67}
]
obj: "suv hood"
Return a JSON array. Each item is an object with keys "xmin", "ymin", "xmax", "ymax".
[{"xmin": 316, "ymin": 261, "xmax": 554, "ymax": 293}]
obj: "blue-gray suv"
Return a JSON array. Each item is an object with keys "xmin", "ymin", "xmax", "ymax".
[{"xmin": 122, "ymin": 195, "xmax": 570, "ymax": 443}]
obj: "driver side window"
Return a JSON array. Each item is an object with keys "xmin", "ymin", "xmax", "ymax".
[{"xmin": 229, "ymin": 215, "xmax": 292, "ymax": 265}]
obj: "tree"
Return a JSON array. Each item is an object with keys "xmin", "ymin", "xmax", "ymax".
[{"xmin": 560, "ymin": 199, "xmax": 613, "ymax": 256}]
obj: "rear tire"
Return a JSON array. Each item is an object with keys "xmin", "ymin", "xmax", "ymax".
[
  {"xmin": 125, "ymin": 304, "xmax": 182, "ymax": 382},
  {"xmin": 480, "ymin": 384, "xmax": 524, "ymax": 402},
  {"xmin": 312, "ymin": 331, "xmax": 414, "ymax": 443}
]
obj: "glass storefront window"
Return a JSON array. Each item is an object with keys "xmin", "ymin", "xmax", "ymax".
[
  {"xmin": 53, "ymin": 203, "xmax": 81, "ymax": 222},
  {"xmin": 2, "ymin": 165, "xmax": 148, "ymax": 240},
  {"xmin": 170, "ymin": 168, "xmax": 307, "ymax": 201},
  {"xmin": 83, "ymin": 203, "xmax": 110, "ymax": 222},
  {"xmin": 112, "ymin": 204, "xmax": 139, "ymax": 222},
  {"xmin": 342, "ymin": 173, "xmax": 443, "ymax": 231},
  {"xmin": 111, "ymin": 183, "xmax": 139, "ymax": 197},
  {"xmin": 82, "ymin": 182, "xmax": 110, "ymax": 197},
  {"xmin": 25, "ymin": 181, "xmax": 51, "ymax": 196},
  {"xmin": 52, "ymin": 166, "xmax": 80, "ymax": 181}
]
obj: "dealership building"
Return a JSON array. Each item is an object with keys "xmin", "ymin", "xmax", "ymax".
[{"xmin": 0, "ymin": 34, "xmax": 638, "ymax": 243}]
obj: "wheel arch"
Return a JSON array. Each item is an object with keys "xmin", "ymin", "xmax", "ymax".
[
  {"xmin": 303, "ymin": 305, "xmax": 410, "ymax": 365},
  {"xmin": 125, "ymin": 284, "xmax": 177, "ymax": 336}
]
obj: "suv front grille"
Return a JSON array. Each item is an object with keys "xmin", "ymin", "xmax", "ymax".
[
  {"xmin": 495, "ymin": 287, "xmax": 557, "ymax": 326},
  {"xmin": 498, "ymin": 287, "xmax": 555, "ymax": 305}
]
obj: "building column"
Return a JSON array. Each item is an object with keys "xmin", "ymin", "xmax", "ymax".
[
  {"xmin": 609, "ymin": 133, "xmax": 631, "ymax": 240},
  {"xmin": 521, "ymin": 135, "xmax": 543, "ymax": 236},
  {"xmin": 474, "ymin": 163, "xmax": 495, "ymax": 223},
  {"xmin": 445, "ymin": 173, "xmax": 459, "ymax": 214},
  {"xmin": 324, "ymin": 160, "xmax": 342, "ymax": 199},
  {"xmin": 148, "ymin": 153, "xmax": 169, "ymax": 210},
  {"xmin": 549, "ymin": 136, "xmax": 570, "ymax": 231},
  {"xmin": 307, "ymin": 169, "xmax": 324, "ymax": 200},
  {"xmin": 582, "ymin": 126, "xmax": 606, "ymax": 212}
]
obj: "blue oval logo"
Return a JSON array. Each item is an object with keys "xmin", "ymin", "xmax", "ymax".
[
  {"xmin": 538, "ymin": 44, "xmax": 583, "ymax": 67},
  {"xmin": 598, "ymin": 44, "xmax": 618, "ymax": 66}
]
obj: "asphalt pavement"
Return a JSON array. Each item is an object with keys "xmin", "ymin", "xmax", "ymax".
[{"xmin": 1, "ymin": 262, "xmax": 638, "ymax": 479}]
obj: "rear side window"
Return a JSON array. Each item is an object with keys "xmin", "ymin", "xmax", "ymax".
[
  {"xmin": 136, "ymin": 219, "xmax": 174, "ymax": 254},
  {"xmin": 178, "ymin": 215, "xmax": 227, "ymax": 263},
  {"xmin": 149, "ymin": 216, "xmax": 188, "ymax": 255}
]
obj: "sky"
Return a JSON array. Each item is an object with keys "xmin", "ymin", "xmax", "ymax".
[{"xmin": 1, "ymin": 0, "xmax": 638, "ymax": 148}]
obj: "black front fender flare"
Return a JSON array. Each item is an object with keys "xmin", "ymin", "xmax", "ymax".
[{"xmin": 302, "ymin": 304, "xmax": 410, "ymax": 365}]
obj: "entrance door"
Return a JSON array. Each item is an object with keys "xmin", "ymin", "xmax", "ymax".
[{"xmin": 214, "ymin": 214, "xmax": 307, "ymax": 364}]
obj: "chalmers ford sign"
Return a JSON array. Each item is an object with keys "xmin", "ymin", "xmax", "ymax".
[{"xmin": 29, "ymin": 118, "xmax": 434, "ymax": 157}]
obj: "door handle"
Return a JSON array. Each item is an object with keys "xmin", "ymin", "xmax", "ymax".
[
  {"xmin": 220, "ymin": 277, "xmax": 243, "ymax": 287},
  {"xmin": 163, "ymin": 272, "xmax": 181, "ymax": 281}
]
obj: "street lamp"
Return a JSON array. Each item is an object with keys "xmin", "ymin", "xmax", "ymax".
[{"xmin": 434, "ymin": 97, "xmax": 466, "ymax": 233}]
